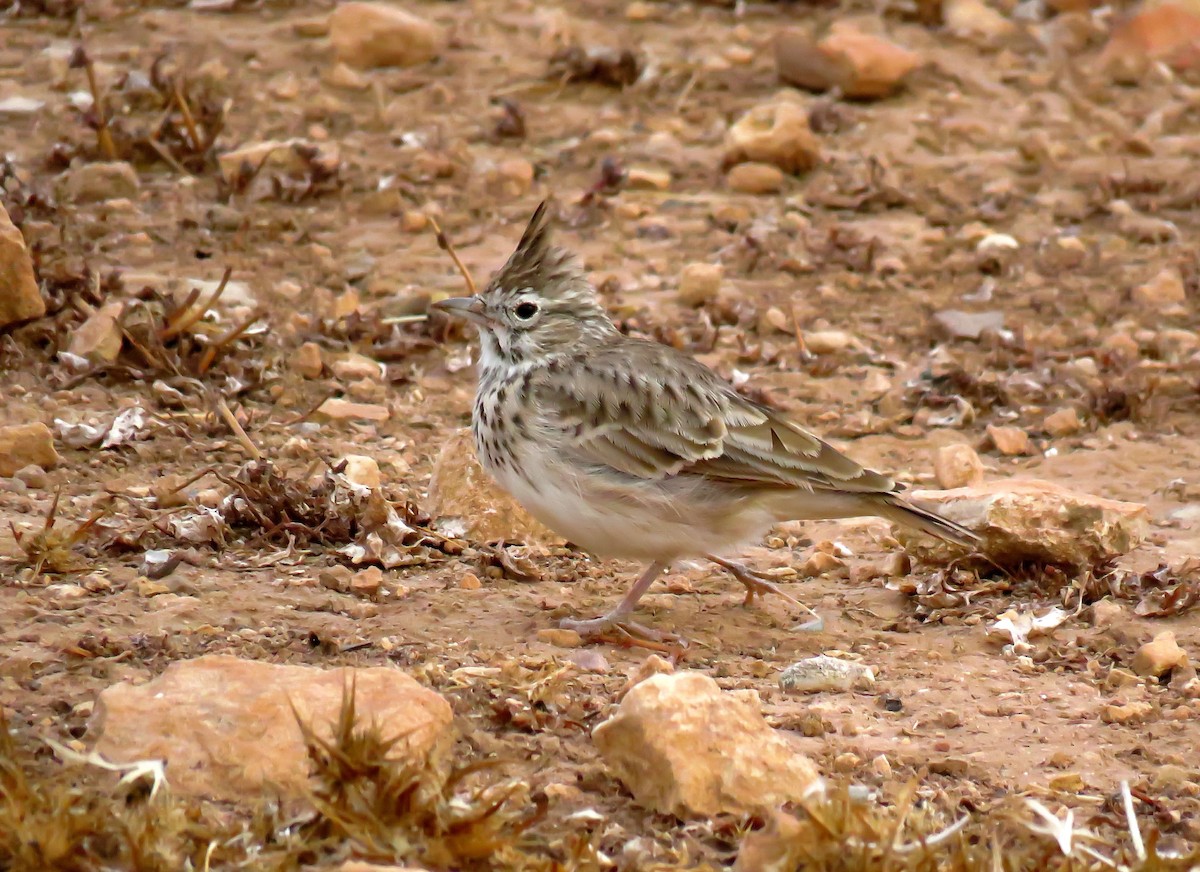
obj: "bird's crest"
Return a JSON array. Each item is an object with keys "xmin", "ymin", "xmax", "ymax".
[{"xmin": 488, "ymin": 201, "xmax": 584, "ymax": 301}]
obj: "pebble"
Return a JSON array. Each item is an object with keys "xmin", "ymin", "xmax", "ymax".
[
  {"xmin": 536, "ymin": 628, "xmax": 583, "ymax": 648},
  {"xmin": 1131, "ymin": 631, "xmax": 1188, "ymax": 678},
  {"xmin": 0, "ymin": 203, "xmax": 45, "ymax": 328},
  {"xmin": 328, "ymin": 2, "xmax": 445, "ymax": 69},
  {"xmin": 291, "ymin": 342, "xmax": 324, "ymax": 378},
  {"xmin": 1043, "ymin": 407, "xmax": 1083, "ymax": 437},
  {"xmin": 985, "ymin": 424, "xmax": 1030, "ymax": 456},
  {"xmin": 799, "ymin": 551, "xmax": 845, "ymax": 577},
  {"xmin": 331, "ymin": 353, "xmax": 384, "ymax": 382},
  {"xmin": 349, "ymin": 566, "xmax": 384, "ymax": 597},
  {"xmin": 458, "ymin": 572, "xmax": 482, "ymax": 590},
  {"xmin": 1132, "ymin": 267, "xmax": 1187, "ymax": 308},
  {"xmin": 1099, "ymin": 2, "xmax": 1200, "ymax": 81},
  {"xmin": 1101, "ymin": 700, "xmax": 1154, "ymax": 724},
  {"xmin": 324, "ymin": 61, "xmax": 371, "ymax": 91},
  {"xmin": 944, "ymin": 0, "xmax": 1019, "ymax": 43},
  {"xmin": 316, "ymin": 398, "xmax": 390, "ymax": 422},
  {"xmin": 932, "ymin": 309, "xmax": 1005, "ymax": 341},
  {"xmin": 933, "ymin": 443, "xmax": 984, "ymax": 489},
  {"xmin": 0, "ymin": 423, "xmax": 60, "ymax": 477},
  {"xmin": 60, "ymin": 161, "xmax": 140, "ymax": 203},
  {"xmin": 779, "ymin": 656, "xmax": 875, "ymax": 693},
  {"xmin": 68, "ymin": 302, "xmax": 125, "ymax": 364},
  {"xmin": 339, "ymin": 454, "xmax": 382, "ymax": 489},
  {"xmin": 677, "ymin": 263, "xmax": 723, "ymax": 306},
  {"xmin": 724, "ymin": 100, "xmax": 820, "ymax": 175},
  {"xmin": 1090, "ymin": 599, "xmax": 1125, "ymax": 627},
  {"xmin": 726, "ymin": 162, "xmax": 785, "ymax": 194},
  {"xmin": 626, "ymin": 166, "xmax": 672, "ymax": 190},
  {"xmin": 774, "ymin": 25, "xmax": 921, "ymax": 99},
  {"xmin": 803, "ymin": 330, "xmax": 855, "ymax": 354}
]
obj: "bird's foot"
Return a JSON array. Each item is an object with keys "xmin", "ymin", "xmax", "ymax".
[
  {"xmin": 707, "ymin": 555, "xmax": 824, "ymax": 631},
  {"xmin": 559, "ymin": 614, "xmax": 686, "ymax": 651}
]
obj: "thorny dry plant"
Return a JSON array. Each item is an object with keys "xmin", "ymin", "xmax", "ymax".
[
  {"xmin": 7, "ymin": 486, "xmax": 109, "ymax": 583},
  {"xmin": 295, "ymin": 680, "xmax": 553, "ymax": 869}
]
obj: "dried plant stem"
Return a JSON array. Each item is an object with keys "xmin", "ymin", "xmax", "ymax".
[
  {"xmin": 81, "ymin": 54, "xmax": 118, "ymax": 160},
  {"xmin": 197, "ymin": 310, "xmax": 262, "ymax": 374},
  {"xmin": 216, "ymin": 399, "xmax": 262, "ymax": 461},
  {"xmin": 428, "ymin": 215, "xmax": 479, "ymax": 295},
  {"xmin": 161, "ymin": 267, "xmax": 232, "ymax": 340},
  {"xmin": 172, "ymin": 78, "xmax": 203, "ymax": 154},
  {"xmin": 145, "ymin": 136, "xmax": 193, "ymax": 177}
]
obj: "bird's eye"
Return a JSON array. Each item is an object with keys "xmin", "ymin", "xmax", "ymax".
[{"xmin": 514, "ymin": 302, "xmax": 539, "ymax": 320}]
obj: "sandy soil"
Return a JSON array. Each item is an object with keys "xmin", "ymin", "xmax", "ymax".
[{"xmin": 1, "ymin": 0, "xmax": 1199, "ymax": 866}]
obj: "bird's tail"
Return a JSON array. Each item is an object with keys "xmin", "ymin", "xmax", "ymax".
[{"xmin": 875, "ymin": 495, "xmax": 980, "ymax": 549}]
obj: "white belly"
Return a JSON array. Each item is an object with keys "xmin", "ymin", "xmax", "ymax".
[{"xmin": 488, "ymin": 445, "xmax": 774, "ymax": 563}]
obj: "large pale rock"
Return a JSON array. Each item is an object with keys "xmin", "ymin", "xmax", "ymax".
[
  {"xmin": 89, "ymin": 655, "xmax": 453, "ymax": 800},
  {"xmin": 894, "ymin": 479, "xmax": 1149, "ymax": 568},
  {"xmin": 426, "ymin": 428, "xmax": 557, "ymax": 545},
  {"xmin": 723, "ymin": 100, "xmax": 820, "ymax": 175},
  {"xmin": 0, "ymin": 423, "xmax": 60, "ymax": 477},
  {"xmin": 0, "ymin": 202, "xmax": 44, "ymax": 328},
  {"xmin": 68, "ymin": 301, "xmax": 125, "ymax": 363},
  {"xmin": 329, "ymin": 2, "xmax": 445, "ymax": 69},
  {"xmin": 592, "ymin": 671, "xmax": 822, "ymax": 817},
  {"xmin": 1131, "ymin": 631, "xmax": 1188, "ymax": 678}
]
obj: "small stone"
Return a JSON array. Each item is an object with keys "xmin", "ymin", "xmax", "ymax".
[
  {"xmin": 14, "ymin": 464, "xmax": 47, "ymax": 488},
  {"xmin": 724, "ymin": 100, "xmax": 820, "ymax": 175},
  {"xmin": 316, "ymin": 398, "xmax": 390, "ymax": 422},
  {"xmin": 1044, "ymin": 407, "xmax": 1083, "ymax": 437},
  {"xmin": 803, "ymin": 330, "xmax": 855, "ymax": 354},
  {"xmin": 319, "ymin": 566, "xmax": 352, "ymax": 592},
  {"xmin": 426, "ymin": 429, "xmax": 558, "ymax": 545},
  {"xmin": 400, "ymin": 210, "xmax": 428, "ymax": 233},
  {"xmin": 350, "ymin": 566, "xmax": 384, "ymax": 597},
  {"xmin": 726, "ymin": 162, "xmax": 785, "ymax": 194},
  {"xmin": 1099, "ymin": 3, "xmax": 1200, "ymax": 82},
  {"xmin": 677, "ymin": 263, "xmax": 724, "ymax": 307},
  {"xmin": 536, "ymin": 628, "xmax": 583, "ymax": 648},
  {"xmin": 493, "ymin": 157, "xmax": 534, "ymax": 197},
  {"xmin": 1048, "ymin": 772, "xmax": 1086, "ymax": 791},
  {"xmin": 592, "ymin": 671, "xmax": 823, "ymax": 817},
  {"xmin": 938, "ymin": 709, "xmax": 964, "ymax": 728},
  {"xmin": 458, "ymin": 572, "xmax": 482, "ymax": 590},
  {"xmin": 1132, "ymin": 268, "xmax": 1187, "ymax": 308},
  {"xmin": 331, "ymin": 353, "xmax": 383, "ymax": 382},
  {"xmin": 934, "ymin": 443, "xmax": 984, "ymax": 489},
  {"xmin": 944, "ymin": 0, "xmax": 1019, "ymax": 43},
  {"xmin": 894, "ymin": 479, "xmax": 1149, "ymax": 568},
  {"xmin": 621, "ymin": 653, "xmax": 675, "ymax": 697},
  {"xmin": 217, "ymin": 140, "xmax": 338, "ymax": 186},
  {"xmin": 799, "ymin": 551, "xmax": 845, "ymax": 578},
  {"xmin": 339, "ymin": 454, "xmax": 382, "ymax": 489},
  {"xmin": 1101, "ymin": 700, "xmax": 1154, "ymax": 724},
  {"xmin": 774, "ymin": 25, "xmax": 922, "ymax": 99},
  {"xmin": 1090, "ymin": 599, "xmax": 1125, "ymax": 627},
  {"xmin": 0, "ymin": 423, "xmax": 60, "ymax": 477},
  {"xmin": 779, "ymin": 656, "xmax": 875, "ymax": 693},
  {"xmin": 60, "ymin": 161, "xmax": 139, "ymax": 203},
  {"xmin": 291, "ymin": 342, "xmax": 324, "ymax": 378},
  {"xmin": 872, "ymin": 754, "xmax": 892, "ymax": 778},
  {"xmin": 1131, "ymin": 631, "xmax": 1188, "ymax": 678},
  {"xmin": 89, "ymin": 655, "xmax": 453, "ymax": 799},
  {"xmin": 68, "ymin": 302, "xmax": 125, "ymax": 363},
  {"xmin": 932, "ymin": 309, "xmax": 1005, "ymax": 341},
  {"xmin": 627, "ymin": 166, "xmax": 672, "ymax": 190},
  {"xmin": 324, "ymin": 61, "xmax": 371, "ymax": 91},
  {"xmin": 136, "ymin": 577, "xmax": 170, "ymax": 597},
  {"xmin": 0, "ymin": 203, "xmax": 45, "ymax": 328},
  {"xmin": 986, "ymin": 424, "xmax": 1029, "ymax": 456},
  {"xmin": 293, "ymin": 15, "xmax": 330, "ymax": 37},
  {"xmin": 328, "ymin": 2, "xmax": 445, "ymax": 69}
]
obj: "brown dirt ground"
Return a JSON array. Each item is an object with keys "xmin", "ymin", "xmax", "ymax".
[{"xmin": 2, "ymin": 0, "xmax": 1200, "ymax": 867}]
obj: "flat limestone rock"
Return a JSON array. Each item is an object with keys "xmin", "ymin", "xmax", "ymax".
[
  {"xmin": 89, "ymin": 655, "xmax": 453, "ymax": 800},
  {"xmin": 426, "ymin": 428, "xmax": 557, "ymax": 545},
  {"xmin": 0, "ymin": 202, "xmax": 44, "ymax": 328},
  {"xmin": 592, "ymin": 671, "xmax": 822, "ymax": 817},
  {"xmin": 895, "ymin": 478, "xmax": 1148, "ymax": 568}
]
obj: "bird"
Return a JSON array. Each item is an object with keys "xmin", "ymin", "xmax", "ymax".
[{"xmin": 432, "ymin": 201, "xmax": 979, "ymax": 643}]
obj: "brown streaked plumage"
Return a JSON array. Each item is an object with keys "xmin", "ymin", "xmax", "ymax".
[{"xmin": 433, "ymin": 201, "xmax": 978, "ymax": 642}]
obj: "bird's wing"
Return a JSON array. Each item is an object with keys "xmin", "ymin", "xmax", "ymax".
[{"xmin": 530, "ymin": 341, "xmax": 897, "ymax": 494}]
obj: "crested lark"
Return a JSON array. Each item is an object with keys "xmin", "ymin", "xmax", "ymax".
[{"xmin": 433, "ymin": 202, "xmax": 979, "ymax": 642}]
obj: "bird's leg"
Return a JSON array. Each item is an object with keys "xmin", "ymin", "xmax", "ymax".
[
  {"xmin": 706, "ymin": 554, "xmax": 823, "ymax": 629},
  {"xmin": 560, "ymin": 561, "xmax": 682, "ymax": 644}
]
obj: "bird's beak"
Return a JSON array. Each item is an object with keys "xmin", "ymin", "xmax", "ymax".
[{"xmin": 431, "ymin": 296, "xmax": 490, "ymax": 326}]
